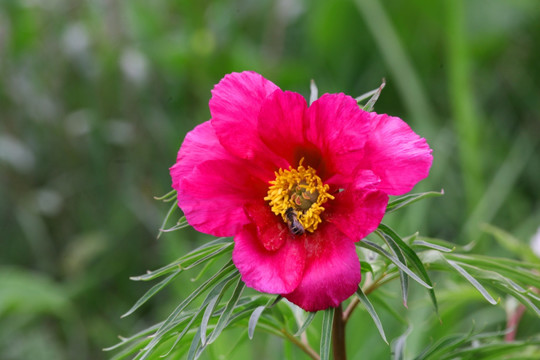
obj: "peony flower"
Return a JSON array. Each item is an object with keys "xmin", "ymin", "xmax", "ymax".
[{"xmin": 170, "ymin": 71, "xmax": 432, "ymax": 312}]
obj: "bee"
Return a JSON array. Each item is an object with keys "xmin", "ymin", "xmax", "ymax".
[{"xmin": 285, "ymin": 207, "xmax": 305, "ymax": 236}]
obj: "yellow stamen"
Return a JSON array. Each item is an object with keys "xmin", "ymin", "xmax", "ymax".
[{"xmin": 264, "ymin": 159, "xmax": 334, "ymax": 233}]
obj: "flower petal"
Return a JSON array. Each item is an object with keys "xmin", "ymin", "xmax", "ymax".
[
  {"xmin": 233, "ymin": 222, "xmax": 306, "ymax": 294},
  {"xmin": 284, "ymin": 225, "xmax": 361, "ymax": 311},
  {"xmin": 257, "ymin": 90, "xmax": 308, "ymax": 167},
  {"xmin": 326, "ymin": 188, "xmax": 388, "ymax": 242},
  {"xmin": 244, "ymin": 201, "xmax": 291, "ymax": 251},
  {"xmin": 304, "ymin": 93, "xmax": 371, "ymax": 180},
  {"xmin": 365, "ymin": 113, "xmax": 433, "ymax": 195},
  {"xmin": 210, "ymin": 71, "xmax": 279, "ymax": 161},
  {"xmin": 178, "ymin": 159, "xmax": 269, "ymax": 237},
  {"xmin": 170, "ymin": 121, "xmax": 230, "ymax": 191}
]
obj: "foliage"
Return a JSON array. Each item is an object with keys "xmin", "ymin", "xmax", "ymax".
[
  {"xmin": 107, "ymin": 189, "xmax": 540, "ymax": 359},
  {"xmin": 1, "ymin": 0, "xmax": 540, "ymax": 359}
]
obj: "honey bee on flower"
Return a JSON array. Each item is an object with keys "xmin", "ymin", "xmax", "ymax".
[{"xmin": 170, "ymin": 71, "xmax": 432, "ymax": 312}]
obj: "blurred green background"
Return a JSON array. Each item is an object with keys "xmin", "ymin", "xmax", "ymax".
[{"xmin": 1, "ymin": 0, "xmax": 539, "ymax": 359}]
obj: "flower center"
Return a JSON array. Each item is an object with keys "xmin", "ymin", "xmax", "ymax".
[{"xmin": 264, "ymin": 159, "xmax": 334, "ymax": 234}]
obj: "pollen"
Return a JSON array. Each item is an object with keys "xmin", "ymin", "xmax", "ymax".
[{"xmin": 264, "ymin": 159, "xmax": 334, "ymax": 233}]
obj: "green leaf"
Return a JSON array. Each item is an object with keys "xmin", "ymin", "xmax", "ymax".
[
  {"xmin": 157, "ymin": 199, "xmax": 179, "ymax": 239},
  {"xmin": 481, "ymin": 223, "xmax": 539, "ymax": 262},
  {"xmin": 187, "ymin": 327, "xmax": 202, "ymax": 360},
  {"xmin": 320, "ymin": 309, "xmax": 334, "ymax": 360},
  {"xmin": 130, "ymin": 238, "xmax": 233, "ymax": 281},
  {"xmin": 378, "ymin": 224, "xmax": 438, "ymax": 313},
  {"xmin": 309, "ymin": 79, "xmax": 318, "ymax": 105},
  {"xmin": 392, "ymin": 326, "xmax": 412, "ymax": 360},
  {"xmin": 386, "ymin": 190, "xmax": 444, "ymax": 214},
  {"xmin": 355, "ymin": 287, "xmax": 388, "ymax": 344},
  {"xmin": 295, "ymin": 311, "xmax": 317, "ymax": 336},
  {"xmin": 355, "ymin": 85, "xmax": 381, "ymax": 103},
  {"xmin": 415, "ymin": 331, "xmax": 472, "ymax": 360},
  {"xmin": 360, "ymin": 79, "xmax": 386, "ymax": 111},
  {"xmin": 206, "ymin": 277, "xmax": 246, "ymax": 345},
  {"xmin": 248, "ymin": 295, "xmax": 282, "ymax": 339},
  {"xmin": 444, "ymin": 259, "xmax": 497, "ymax": 305},
  {"xmin": 247, "ymin": 306, "xmax": 266, "ymax": 340},
  {"xmin": 358, "ymin": 240, "xmax": 432, "ymax": 289},
  {"xmin": 377, "ymin": 228, "xmax": 409, "ymax": 307},
  {"xmin": 122, "ymin": 268, "xmax": 182, "ymax": 318},
  {"xmin": 142, "ymin": 261, "xmax": 238, "ymax": 354},
  {"xmin": 444, "ymin": 253, "xmax": 540, "ymax": 288},
  {"xmin": 412, "ymin": 240, "xmax": 454, "ymax": 253},
  {"xmin": 200, "ymin": 273, "xmax": 240, "ymax": 344}
]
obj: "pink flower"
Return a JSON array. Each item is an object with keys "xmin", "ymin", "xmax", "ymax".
[{"xmin": 170, "ymin": 71, "xmax": 432, "ymax": 312}]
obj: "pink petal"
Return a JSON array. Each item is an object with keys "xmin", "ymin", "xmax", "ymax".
[
  {"xmin": 284, "ymin": 225, "xmax": 361, "ymax": 311},
  {"xmin": 365, "ymin": 113, "xmax": 433, "ymax": 195},
  {"xmin": 304, "ymin": 93, "xmax": 371, "ymax": 180},
  {"xmin": 169, "ymin": 121, "xmax": 230, "ymax": 191},
  {"xmin": 210, "ymin": 71, "xmax": 279, "ymax": 161},
  {"xmin": 233, "ymin": 222, "xmax": 306, "ymax": 294},
  {"xmin": 178, "ymin": 159, "xmax": 269, "ymax": 237},
  {"xmin": 325, "ymin": 188, "xmax": 388, "ymax": 242},
  {"xmin": 257, "ymin": 90, "xmax": 308, "ymax": 167},
  {"xmin": 244, "ymin": 201, "xmax": 290, "ymax": 251}
]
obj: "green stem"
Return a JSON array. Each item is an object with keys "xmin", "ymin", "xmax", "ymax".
[
  {"xmin": 332, "ymin": 304, "xmax": 347, "ymax": 360},
  {"xmin": 280, "ymin": 329, "xmax": 320, "ymax": 360}
]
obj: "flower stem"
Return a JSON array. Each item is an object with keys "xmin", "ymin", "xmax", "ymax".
[
  {"xmin": 280, "ymin": 329, "xmax": 320, "ymax": 360},
  {"xmin": 332, "ymin": 304, "xmax": 347, "ymax": 360}
]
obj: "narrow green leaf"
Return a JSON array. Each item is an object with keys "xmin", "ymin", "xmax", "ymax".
[
  {"xmin": 200, "ymin": 273, "xmax": 239, "ymax": 344},
  {"xmin": 415, "ymin": 331, "xmax": 472, "ymax": 360},
  {"xmin": 122, "ymin": 269, "xmax": 182, "ymax": 318},
  {"xmin": 377, "ymin": 229, "xmax": 409, "ymax": 307},
  {"xmin": 362, "ymin": 79, "xmax": 386, "ymax": 112},
  {"xmin": 295, "ymin": 311, "xmax": 316, "ymax": 336},
  {"xmin": 206, "ymin": 277, "xmax": 245, "ymax": 345},
  {"xmin": 144, "ymin": 262, "xmax": 237, "ymax": 352},
  {"xmin": 412, "ymin": 240, "xmax": 454, "ymax": 253},
  {"xmin": 440, "ymin": 340, "xmax": 540, "ymax": 360},
  {"xmin": 378, "ymin": 224, "xmax": 438, "ymax": 313},
  {"xmin": 355, "ymin": 85, "xmax": 381, "ymax": 103},
  {"xmin": 320, "ymin": 309, "xmax": 334, "ymax": 360},
  {"xmin": 159, "ymin": 217, "xmax": 190, "ymax": 233},
  {"xmin": 444, "ymin": 259, "xmax": 497, "ymax": 305},
  {"xmin": 309, "ymin": 79, "xmax": 318, "ymax": 105},
  {"xmin": 104, "ymin": 322, "xmax": 162, "ymax": 352},
  {"xmin": 355, "ymin": 287, "xmax": 388, "ymax": 344},
  {"xmin": 445, "ymin": 253, "xmax": 540, "ymax": 288},
  {"xmin": 392, "ymin": 326, "xmax": 412, "ymax": 360},
  {"xmin": 386, "ymin": 190, "xmax": 444, "ymax": 214},
  {"xmin": 358, "ymin": 240, "xmax": 432, "ymax": 289},
  {"xmin": 247, "ymin": 295, "xmax": 282, "ymax": 340},
  {"xmin": 248, "ymin": 306, "xmax": 266, "ymax": 340},
  {"xmin": 157, "ymin": 200, "xmax": 179, "ymax": 239},
  {"xmin": 153, "ymin": 189, "xmax": 177, "ymax": 201},
  {"xmin": 187, "ymin": 327, "xmax": 202, "ymax": 360},
  {"xmin": 131, "ymin": 239, "xmax": 232, "ymax": 281}
]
